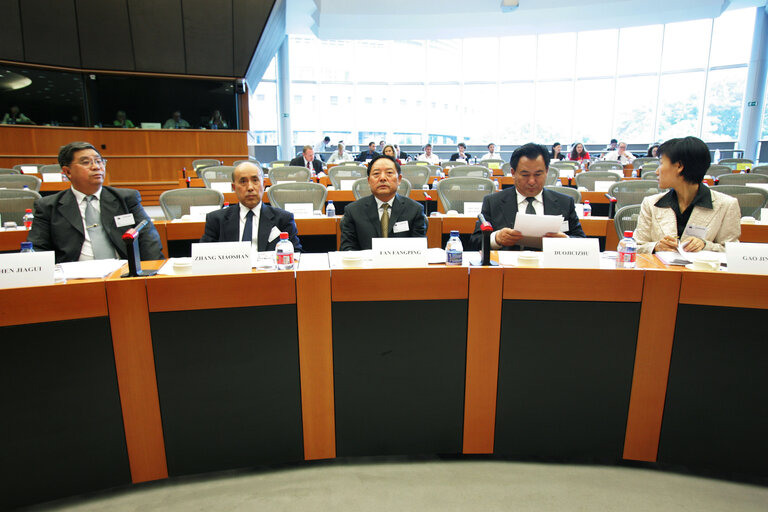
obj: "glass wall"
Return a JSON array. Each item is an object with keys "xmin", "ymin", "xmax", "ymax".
[{"xmin": 250, "ymin": 7, "xmax": 758, "ymax": 149}]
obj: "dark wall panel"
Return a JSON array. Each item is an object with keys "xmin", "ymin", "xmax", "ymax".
[
  {"xmin": 182, "ymin": 0, "xmax": 233, "ymax": 76},
  {"xmin": 128, "ymin": 0, "xmax": 185, "ymax": 73},
  {"xmin": 20, "ymin": 0, "xmax": 81, "ymax": 67},
  {"xmin": 76, "ymin": 0, "xmax": 135, "ymax": 70},
  {"xmin": 233, "ymin": 0, "xmax": 274, "ymax": 76},
  {"xmin": 0, "ymin": 0, "xmax": 24, "ymax": 61}
]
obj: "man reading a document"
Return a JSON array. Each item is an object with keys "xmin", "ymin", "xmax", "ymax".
[{"xmin": 469, "ymin": 143, "xmax": 585, "ymax": 250}]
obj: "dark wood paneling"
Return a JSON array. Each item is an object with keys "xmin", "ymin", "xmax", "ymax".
[
  {"xmin": 76, "ymin": 0, "xmax": 135, "ymax": 70},
  {"xmin": 0, "ymin": 0, "xmax": 24, "ymax": 61},
  {"xmin": 233, "ymin": 0, "xmax": 274, "ymax": 76},
  {"xmin": 20, "ymin": 0, "xmax": 81, "ymax": 67},
  {"xmin": 182, "ymin": 0, "xmax": 233, "ymax": 76},
  {"xmin": 127, "ymin": 0, "xmax": 185, "ymax": 73}
]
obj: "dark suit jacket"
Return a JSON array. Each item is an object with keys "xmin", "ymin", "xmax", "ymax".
[
  {"xmin": 200, "ymin": 203, "xmax": 302, "ymax": 252},
  {"xmin": 28, "ymin": 186, "xmax": 164, "ymax": 263},
  {"xmin": 469, "ymin": 186, "xmax": 586, "ymax": 250},
  {"xmin": 340, "ymin": 194, "xmax": 427, "ymax": 251},
  {"xmin": 450, "ymin": 152, "xmax": 473, "ymax": 162},
  {"xmin": 289, "ymin": 156, "xmax": 323, "ymax": 175},
  {"xmin": 355, "ymin": 150, "xmax": 380, "ymax": 162}
]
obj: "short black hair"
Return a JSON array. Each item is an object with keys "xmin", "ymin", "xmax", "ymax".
[
  {"xmin": 487, "ymin": 142, "xmax": 495, "ymax": 149},
  {"xmin": 510, "ymin": 143, "xmax": 550, "ymax": 171},
  {"xmin": 323, "ymin": 136, "xmax": 330, "ymax": 142},
  {"xmin": 458, "ymin": 142, "xmax": 466, "ymax": 149},
  {"xmin": 424, "ymin": 143, "xmax": 432, "ymax": 149},
  {"xmin": 610, "ymin": 138, "xmax": 618, "ymax": 144},
  {"xmin": 658, "ymin": 136, "xmax": 710, "ymax": 184},
  {"xmin": 367, "ymin": 155, "xmax": 401, "ymax": 176},
  {"xmin": 58, "ymin": 141, "xmax": 100, "ymax": 167}
]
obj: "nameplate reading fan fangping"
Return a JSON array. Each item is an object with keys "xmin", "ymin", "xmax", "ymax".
[{"xmin": 371, "ymin": 238, "xmax": 428, "ymax": 268}]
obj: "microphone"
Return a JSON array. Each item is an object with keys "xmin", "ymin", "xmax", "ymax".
[
  {"xmin": 121, "ymin": 220, "xmax": 158, "ymax": 278},
  {"xmin": 477, "ymin": 213, "xmax": 494, "ymax": 266},
  {"xmin": 121, "ymin": 219, "xmax": 149, "ymax": 241},
  {"xmin": 478, "ymin": 213, "xmax": 492, "ymax": 231}
]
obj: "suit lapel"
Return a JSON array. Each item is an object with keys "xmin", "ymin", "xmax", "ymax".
[
  {"xmin": 499, "ymin": 187, "xmax": 518, "ymax": 229},
  {"xmin": 57, "ymin": 189, "xmax": 85, "ymax": 236},
  {"xmin": 542, "ymin": 188, "xmax": 560, "ymax": 215},
  {"xmin": 687, "ymin": 201, "xmax": 717, "ymax": 233},
  {"xmin": 365, "ymin": 195, "xmax": 382, "ymax": 237},
  {"xmin": 99, "ymin": 188, "xmax": 128, "ymax": 252},
  {"xmin": 257, "ymin": 203, "xmax": 275, "ymax": 251},
  {"xmin": 388, "ymin": 194, "xmax": 406, "ymax": 235},
  {"xmin": 223, "ymin": 206, "xmax": 240, "ymax": 242}
]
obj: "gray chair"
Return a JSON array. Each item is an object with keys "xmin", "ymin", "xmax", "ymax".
[
  {"xmin": 436, "ymin": 177, "xmax": 494, "ymax": 213},
  {"xmin": 713, "ymin": 185, "xmax": 768, "ymax": 217},
  {"xmin": 39, "ymin": 164, "xmax": 63, "ymax": 174},
  {"xmin": 158, "ymin": 188, "xmax": 224, "ymax": 220},
  {"xmin": 442, "ymin": 161, "xmax": 464, "ymax": 169},
  {"xmin": 401, "ymin": 166, "xmax": 430, "ymax": 189},
  {"xmin": 199, "ymin": 166, "xmax": 235, "ymax": 188},
  {"xmin": 589, "ymin": 161, "xmax": 624, "ymax": 172},
  {"xmin": 551, "ymin": 160, "xmax": 579, "ymax": 172},
  {"xmin": 192, "ymin": 159, "xmax": 221, "ymax": 172},
  {"xmin": 544, "ymin": 185, "xmax": 581, "ymax": 204},
  {"xmin": 13, "ymin": 164, "xmax": 45, "ymax": 173},
  {"xmin": 269, "ymin": 160, "xmax": 292, "ymax": 169},
  {"xmin": 501, "ymin": 163, "xmax": 511, "ymax": 175},
  {"xmin": 351, "ymin": 177, "xmax": 412, "ymax": 200},
  {"xmin": 479, "ymin": 159, "xmax": 505, "ymax": 170},
  {"xmin": 632, "ymin": 157, "xmax": 658, "ymax": 170},
  {"xmin": 751, "ymin": 165, "xmax": 768, "ymax": 176},
  {"xmin": 718, "ymin": 158, "xmax": 753, "ymax": 170},
  {"xmin": 0, "ymin": 175, "xmax": 42, "ymax": 192},
  {"xmin": 641, "ymin": 169, "xmax": 659, "ymax": 180},
  {"xmin": 233, "ymin": 159, "xmax": 260, "ymax": 167},
  {"xmin": 0, "ymin": 168, "xmax": 21, "ymax": 175},
  {"xmin": 0, "ymin": 189, "xmax": 42, "ymax": 224},
  {"xmin": 716, "ymin": 173, "xmax": 768, "ymax": 186},
  {"xmin": 267, "ymin": 182, "xmax": 328, "ymax": 211},
  {"xmin": 328, "ymin": 165, "xmax": 365, "ymax": 189},
  {"xmin": 425, "ymin": 165, "xmax": 442, "ymax": 176},
  {"xmin": 448, "ymin": 165, "xmax": 491, "ymax": 178},
  {"xmin": 546, "ymin": 167, "xmax": 560, "ymax": 186},
  {"xmin": 269, "ymin": 166, "xmax": 311, "ymax": 183},
  {"xmin": 574, "ymin": 171, "xmax": 621, "ymax": 191},
  {"xmin": 706, "ymin": 164, "xmax": 733, "ymax": 177},
  {"xmin": 607, "ymin": 180, "xmax": 665, "ymax": 211},
  {"xmin": 613, "ymin": 204, "xmax": 642, "ymax": 241},
  {"xmin": 639, "ymin": 161, "xmax": 660, "ymax": 174}
]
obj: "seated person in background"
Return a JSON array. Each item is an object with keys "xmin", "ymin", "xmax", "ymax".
[
  {"xmin": 551, "ymin": 142, "xmax": 565, "ymax": 161},
  {"xmin": 163, "ymin": 111, "xmax": 191, "ymax": 129},
  {"xmin": 2, "ymin": 105, "xmax": 34, "ymax": 125},
  {"xmin": 604, "ymin": 138, "xmax": 618, "ymax": 152},
  {"xmin": 634, "ymin": 136, "xmax": 740, "ymax": 254},
  {"xmin": 327, "ymin": 143, "xmax": 354, "ymax": 164},
  {"xmin": 382, "ymin": 144, "xmax": 399, "ymax": 161},
  {"xmin": 200, "ymin": 162, "xmax": 301, "ymax": 251},
  {"xmin": 417, "ymin": 143, "xmax": 441, "ymax": 165},
  {"xmin": 113, "ymin": 110, "xmax": 135, "ymax": 128},
  {"xmin": 340, "ymin": 155, "xmax": 427, "ymax": 250},
  {"xmin": 602, "ymin": 141, "xmax": 636, "ymax": 165},
  {"xmin": 569, "ymin": 142, "xmax": 591, "ymax": 162},
  {"xmin": 469, "ymin": 142, "xmax": 585, "ymax": 251},
  {"xmin": 356, "ymin": 142, "xmax": 380, "ymax": 162},
  {"xmin": 647, "ymin": 144, "xmax": 660, "ymax": 158},
  {"xmin": 289, "ymin": 145, "xmax": 324, "ymax": 175},
  {"xmin": 450, "ymin": 142, "xmax": 472, "ymax": 162},
  {"xmin": 394, "ymin": 144, "xmax": 409, "ymax": 161},
  {"xmin": 208, "ymin": 110, "xmax": 228, "ymax": 129},
  {"xmin": 480, "ymin": 143, "xmax": 502, "ymax": 161},
  {"xmin": 28, "ymin": 141, "xmax": 163, "ymax": 263},
  {"xmin": 314, "ymin": 136, "xmax": 333, "ymax": 159},
  {"xmin": 377, "ymin": 140, "xmax": 387, "ymax": 153}
]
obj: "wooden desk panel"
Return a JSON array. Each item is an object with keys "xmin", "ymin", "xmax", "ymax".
[
  {"xmin": 0, "ymin": 228, "xmax": 29, "ymax": 252},
  {"xmin": 502, "ymin": 267, "xmax": 644, "ymax": 302},
  {"xmin": 0, "ymin": 280, "xmax": 107, "ymax": 327},
  {"xmin": 678, "ymin": 272, "xmax": 768, "ymax": 309},
  {"xmin": 332, "ymin": 266, "xmax": 469, "ymax": 302}
]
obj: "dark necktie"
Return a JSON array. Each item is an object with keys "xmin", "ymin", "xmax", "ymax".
[
  {"xmin": 307, "ymin": 160, "xmax": 311, "ymax": 170},
  {"xmin": 84, "ymin": 195, "xmax": 114, "ymax": 259},
  {"xmin": 381, "ymin": 204, "xmax": 390, "ymax": 238},
  {"xmin": 242, "ymin": 210, "xmax": 254, "ymax": 242},
  {"xmin": 525, "ymin": 197, "xmax": 536, "ymax": 215}
]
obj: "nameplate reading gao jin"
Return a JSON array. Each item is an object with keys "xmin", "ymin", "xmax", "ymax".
[
  {"xmin": 542, "ymin": 238, "xmax": 600, "ymax": 269},
  {"xmin": 725, "ymin": 242, "xmax": 768, "ymax": 275},
  {"xmin": 0, "ymin": 251, "xmax": 55, "ymax": 289},
  {"xmin": 190, "ymin": 241, "xmax": 251, "ymax": 275},
  {"xmin": 371, "ymin": 238, "xmax": 428, "ymax": 268}
]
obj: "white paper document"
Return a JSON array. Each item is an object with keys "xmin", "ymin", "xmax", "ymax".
[
  {"xmin": 58, "ymin": 259, "xmax": 126, "ymax": 279},
  {"xmin": 513, "ymin": 212, "xmax": 565, "ymax": 248}
]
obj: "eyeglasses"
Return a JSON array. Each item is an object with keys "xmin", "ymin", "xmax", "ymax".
[{"xmin": 75, "ymin": 158, "xmax": 107, "ymax": 167}]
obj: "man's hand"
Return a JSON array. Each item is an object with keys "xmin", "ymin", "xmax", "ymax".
[
  {"xmin": 654, "ymin": 236, "xmax": 678, "ymax": 252},
  {"xmin": 543, "ymin": 232, "xmax": 567, "ymax": 238},
  {"xmin": 495, "ymin": 228, "xmax": 524, "ymax": 246}
]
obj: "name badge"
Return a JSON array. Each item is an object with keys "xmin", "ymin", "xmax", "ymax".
[
  {"xmin": 560, "ymin": 220, "xmax": 570, "ymax": 233},
  {"xmin": 0, "ymin": 251, "xmax": 55, "ymax": 289},
  {"xmin": 542, "ymin": 238, "xmax": 600, "ymax": 268},
  {"xmin": 725, "ymin": 242, "xmax": 768, "ymax": 275},
  {"xmin": 683, "ymin": 224, "xmax": 707, "ymax": 239},
  {"xmin": 191, "ymin": 241, "xmax": 252, "ymax": 275},
  {"xmin": 393, "ymin": 220, "xmax": 409, "ymax": 233},
  {"xmin": 114, "ymin": 213, "xmax": 135, "ymax": 228},
  {"xmin": 269, "ymin": 226, "xmax": 281, "ymax": 242},
  {"xmin": 371, "ymin": 238, "xmax": 427, "ymax": 268}
]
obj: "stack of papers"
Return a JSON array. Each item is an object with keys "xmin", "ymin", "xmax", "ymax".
[{"xmin": 58, "ymin": 259, "xmax": 126, "ymax": 279}]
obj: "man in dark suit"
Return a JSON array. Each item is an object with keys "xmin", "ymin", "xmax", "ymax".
[
  {"xmin": 289, "ymin": 145, "xmax": 323, "ymax": 175},
  {"xmin": 355, "ymin": 141, "xmax": 380, "ymax": 162},
  {"xmin": 200, "ymin": 162, "xmax": 302, "ymax": 251},
  {"xmin": 340, "ymin": 155, "xmax": 427, "ymax": 251},
  {"xmin": 469, "ymin": 142, "xmax": 585, "ymax": 250},
  {"xmin": 28, "ymin": 141, "xmax": 163, "ymax": 263},
  {"xmin": 449, "ymin": 142, "xmax": 472, "ymax": 162}
]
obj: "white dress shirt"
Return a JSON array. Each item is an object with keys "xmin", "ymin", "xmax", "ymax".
[
  {"xmin": 417, "ymin": 153, "xmax": 441, "ymax": 165},
  {"xmin": 491, "ymin": 190, "xmax": 544, "ymax": 249},
  {"xmin": 71, "ymin": 186, "xmax": 117, "ymax": 261},
  {"xmin": 480, "ymin": 152, "xmax": 503, "ymax": 161},
  {"xmin": 239, "ymin": 203, "xmax": 262, "ymax": 245},
  {"xmin": 602, "ymin": 150, "xmax": 636, "ymax": 165},
  {"xmin": 327, "ymin": 151, "xmax": 354, "ymax": 164},
  {"xmin": 374, "ymin": 196, "xmax": 395, "ymax": 220}
]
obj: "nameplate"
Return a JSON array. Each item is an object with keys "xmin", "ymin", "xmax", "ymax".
[
  {"xmin": 761, "ymin": 208, "xmax": 768, "ymax": 224},
  {"xmin": 335, "ymin": 170, "xmax": 353, "ymax": 177},
  {"xmin": 594, "ymin": 181, "xmax": 614, "ymax": 192},
  {"xmin": 210, "ymin": 182, "xmax": 232, "ymax": 193},
  {"xmin": 42, "ymin": 173, "xmax": 63, "ymax": 182},
  {"xmin": 189, "ymin": 205, "xmax": 219, "ymax": 217},
  {"xmin": 464, "ymin": 202, "xmax": 483, "ymax": 216},
  {"xmin": 19, "ymin": 165, "xmax": 38, "ymax": 174},
  {"xmin": 726, "ymin": 242, "xmax": 768, "ymax": 275},
  {"xmin": 574, "ymin": 204, "xmax": 584, "ymax": 218},
  {"xmin": 0, "ymin": 251, "xmax": 55, "ymax": 289},
  {"xmin": 271, "ymin": 162, "xmax": 285, "ymax": 167},
  {"xmin": 371, "ymin": 238, "xmax": 428, "ymax": 268},
  {"xmin": 340, "ymin": 180, "xmax": 356, "ymax": 191},
  {"xmin": 487, "ymin": 162, "xmax": 500, "ymax": 170},
  {"xmin": 191, "ymin": 242, "xmax": 251, "ymax": 275},
  {"xmin": 542, "ymin": 238, "xmax": 600, "ymax": 268},
  {"xmin": 284, "ymin": 202, "xmax": 315, "ymax": 218}
]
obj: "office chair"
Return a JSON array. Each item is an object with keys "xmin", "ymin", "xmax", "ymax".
[
  {"xmin": 0, "ymin": 175, "xmax": 42, "ymax": 192},
  {"xmin": 613, "ymin": 204, "xmax": 642, "ymax": 241},
  {"xmin": 544, "ymin": 185, "xmax": 581, "ymax": 204},
  {"xmin": 328, "ymin": 166, "xmax": 366, "ymax": 189},
  {"xmin": 751, "ymin": 165, "xmax": 768, "ymax": 176},
  {"xmin": 233, "ymin": 159, "xmax": 260, "ymax": 167},
  {"xmin": 716, "ymin": 173, "xmax": 768, "ymax": 186},
  {"xmin": 712, "ymin": 185, "xmax": 768, "ymax": 217},
  {"xmin": 589, "ymin": 161, "xmax": 624, "ymax": 172},
  {"xmin": 448, "ymin": 165, "xmax": 491, "ymax": 178},
  {"xmin": 199, "ymin": 166, "xmax": 235, "ymax": 188},
  {"xmin": 436, "ymin": 177, "xmax": 494, "ymax": 214},
  {"xmin": 38, "ymin": 164, "xmax": 62, "ymax": 174},
  {"xmin": 269, "ymin": 160, "xmax": 292, "ymax": 169},
  {"xmin": 606, "ymin": 180, "xmax": 665, "ymax": 211},
  {"xmin": 192, "ymin": 159, "xmax": 221, "ymax": 172},
  {"xmin": 400, "ymin": 166, "xmax": 430, "ymax": 189},
  {"xmin": 718, "ymin": 158, "xmax": 753, "ymax": 170},
  {"xmin": 267, "ymin": 182, "xmax": 328, "ymax": 212},
  {"xmin": 632, "ymin": 157, "xmax": 658, "ymax": 170},
  {"xmin": 351, "ymin": 178, "xmax": 412, "ymax": 200},
  {"xmin": 158, "ymin": 188, "xmax": 224, "ymax": 220},
  {"xmin": 0, "ymin": 168, "xmax": 21, "ymax": 175},
  {"xmin": 574, "ymin": 171, "xmax": 621, "ymax": 192},
  {"xmin": 706, "ymin": 164, "xmax": 733, "ymax": 177},
  {"xmin": 641, "ymin": 170, "xmax": 659, "ymax": 180},
  {"xmin": 12, "ymin": 164, "xmax": 45, "ymax": 173},
  {"xmin": 269, "ymin": 166, "xmax": 311, "ymax": 183},
  {"xmin": 546, "ymin": 167, "xmax": 560, "ymax": 186},
  {"xmin": 0, "ymin": 189, "xmax": 42, "ymax": 224}
]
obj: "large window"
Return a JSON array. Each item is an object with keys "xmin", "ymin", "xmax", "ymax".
[{"xmin": 248, "ymin": 8, "xmax": 758, "ymax": 148}]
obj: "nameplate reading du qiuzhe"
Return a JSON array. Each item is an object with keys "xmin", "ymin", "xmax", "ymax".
[
  {"xmin": 0, "ymin": 251, "xmax": 55, "ymax": 289},
  {"xmin": 542, "ymin": 238, "xmax": 600, "ymax": 268},
  {"xmin": 191, "ymin": 241, "xmax": 252, "ymax": 275},
  {"xmin": 726, "ymin": 242, "xmax": 768, "ymax": 275},
  {"xmin": 371, "ymin": 238, "xmax": 428, "ymax": 268}
]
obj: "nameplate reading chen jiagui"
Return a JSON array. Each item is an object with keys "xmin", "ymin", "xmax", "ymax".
[{"xmin": 0, "ymin": 251, "xmax": 55, "ymax": 289}]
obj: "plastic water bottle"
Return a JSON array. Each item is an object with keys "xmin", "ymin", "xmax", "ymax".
[
  {"xmin": 582, "ymin": 200, "xmax": 591, "ymax": 217},
  {"xmin": 617, "ymin": 231, "xmax": 637, "ymax": 269},
  {"xmin": 20, "ymin": 241, "xmax": 34, "ymax": 253},
  {"xmin": 326, "ymin": 200, "xmax": 336, "ymax": 217},
  {"xmin": 445, "ymin": 230, "xmax": 463, "ymax": 265},
  {"xmin": 494, "ymin": 179, "xmax": 500, "ymax": 191},
  {"xmin": 631, "ymin": 169, "xmax": 638, "ymax": 178},
  {"xmin": 23, "ymin": 185, "xmax": 30, "ymax": 191},
  {"xmin": 23, "ymin": 208, "xmax": 34, "ymax": 229},
  {"xmin": 432, "ymin": 178, "xmax": 439, "ymax": 190},
  {"xmin": 275, "ymin": 232, "xmax": 295, "ymax": 270}
]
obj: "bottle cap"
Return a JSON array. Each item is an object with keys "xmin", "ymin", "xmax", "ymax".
[
  {"xmin": 328, "ymin": 200, "xmax": 333, "ymax": 203},
  {"xmin": 25, "ymin": 208, "xmax": 32, "ymax": 213},
  {"xmin": 584, "ymin": 200, "xmax": 590, "ymax": 204},
  {"xmin": 279, "ymin": 232, "xmax": 288, "ymax": 240},
  {"xmin": 624, "ymin": 231, "xmax": 633, "ymax": 238},
  {"xmin": 450, "ymin": 230, "xmax": 459, "ymax": 236},
  {"xmin": 20, "ymin": 242, "xmax": 32, "ymax": 250}
]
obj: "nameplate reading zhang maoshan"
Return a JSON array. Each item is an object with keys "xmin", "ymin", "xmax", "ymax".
[
  {"xmin": 190, "ymin": 241, "xmax": 252, "ymax": 275},
  {"xmin": 0, "ymin": 251, "xmax": 55, "ymax": 289},
  {"xmin": 371, "ymin": 238, "xmax": 428, "ymax": 268},
  {"xmin": 725, "ymin": 242, "xmax": 768, "ymax": 275},
  {"xmin": 542, "ymin": 238, "xmax": 600, "ymax": 269}
]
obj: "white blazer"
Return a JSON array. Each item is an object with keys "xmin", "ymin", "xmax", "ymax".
[{"xmin": 634, "ymin": 188, "xmax": 741, "ymax": 253}]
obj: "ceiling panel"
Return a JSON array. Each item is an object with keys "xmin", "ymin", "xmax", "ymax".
[
  {"xmin": 0, "ymin": 0, "xmax": 24, "ymax": 61},
  {"xmin": 20, "ymin": 0, "xmax": 81, "ymax": 67},
  {"xmin": 233, "ymin": 0, "xmax": 274, "ymax": 76},
  {"xmin": 128, "ymin": 0, "xmax": 186, "ymax": 73},
  {"xmin": 182, "ymin": 0, "xmax": 233, "ymax": 76},
  {"xmin": 77, "ymin": 0, "xmax": 135, "ymax": 70}
]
